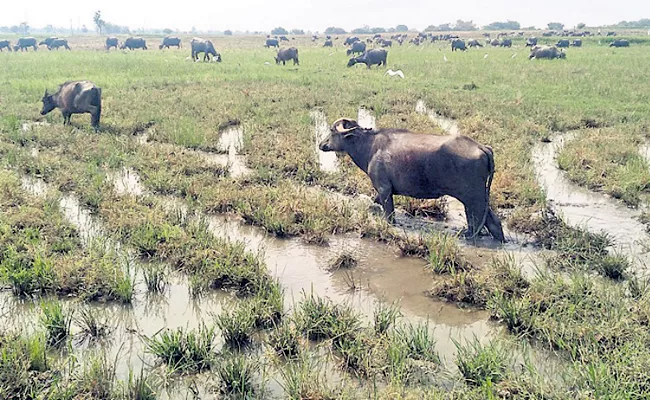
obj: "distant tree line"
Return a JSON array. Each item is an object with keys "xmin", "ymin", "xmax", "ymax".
[
  {"xmin": 483, "ymin": 20, "xmax": 520, "ymax": 30},
  {"xmin": 611, "ymin": 19, "xmax": 650, "ymax": 28}
]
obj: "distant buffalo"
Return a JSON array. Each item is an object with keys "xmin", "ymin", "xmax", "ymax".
[
  {"xmin": 0, "ymin": 40, "xmax": 11, "ymax": 52},
  {"xmin": 500, "ymin": 38, "xmax": 512, "ymax": 47},
  {"xmin": 279, "ymin": 36, "xmax": 289, "ymax": 42},
  {"xmin": 121, "ymin": 37, "xmax": 148, "ymax": 50},
  {"xmin": 606, "ymin": 31, "xmax": 617, "ymax": 37},
  {"xmin": 347, "ymin": 49, "xmax": 387, "ymax": 68},
  {"xmin": 451, "ymin": 39, "xmax": 466, "ymax": 51},
  {"xmin": 529, "ymin": 45, "xmax": 566, "ymax": 60},
  {"xmin": 275, "ymin": 47, "xmax": 299, "ymax": 65},
  {"xmin": 160, "ymin": 36, "xmax": 181, "ymax": 49},
  {"xmin": 191, "ymin": 37, "xmax": 221, "ymax": 62},
  {"xmin": 526, "ymin": 37, "xmax": 538, "ymax": 47},
  {"xmin": 346, "ymin": 41, "xmax": 366, "ymax": 56},
  {"xmin": 571, "ymin": 39, "xmax": 582, "ymax": 47},
  {"xmin": 344, "ymin": 36, "xmax": 359, "ymax": 46},
  {"xmin": 556, "ymin": 39, "xmax": 570, "ymax": 48},
  {"xmin": 490, "ymin": 39, "xmax": 500, "ymax": 46},
  {"xmin": 48, "ymin": 39, "xmax": 71, "ymax": 50},
  {"xmin": 265, "ymin": 38, "xmax": 279, "ymax": 48},
  {"xmin": 14, "ymin": 37, "xmax": 38, "ymax": 52},
  {"xmin": 39, "ymin": 37, "xmax": 58, "ymax": 47},
  {"xmin": 467, "ymin": 39, "xmax": 483, "ymax": 48},
  {"xmin": 41, "ymin": 80, "xmax": 102, "ymax": 130},
  {"xmin": 106, "ymin": 37, "xmax": 119, "ymax": 50},
  {"xmin": 609, "ymin": 39, "xmax": 629, "ymax": 47},
  {"xmin": 380, "ymin": 39, "xmax": 392, "ymax": 47},
  {"xmin": 323, "ymin": 39, "xmax": 333, "ymax": 47}
]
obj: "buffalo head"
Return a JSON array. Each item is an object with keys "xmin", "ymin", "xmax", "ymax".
[
  {"xmin": 347, "ymin": 58, "xmax": 358, "ymax": 67},
  {"xmin": 319, "ymin": 118, "xmax": 360, "ymax": 152},
  {"xmin": 40, "ymin": 90, "xmax": 56, "ymax": 115}
]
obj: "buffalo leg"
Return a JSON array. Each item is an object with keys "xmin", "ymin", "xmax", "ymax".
[
  {"xmin": 463, "ymin": 196, "xmax": 489, "ymax": 239},
  {"xmin": 486, "ymin": 208, "xmax": 505, "ymax": 242},
  {"xmin": 62, "ymin": 112, "xmax": 71, "ymax": 125},
  {"xmin": 89, "ymin": 106, "xmax": 101, "ymax": 130}
]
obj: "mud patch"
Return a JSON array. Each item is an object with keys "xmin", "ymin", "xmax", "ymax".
[
  {"xmin": 415, "ymin": 100, "xmax": 460, "ymax": 135},
  {"xmin": 311, "ymin": 109, "xmax": 339, "ymax": 173},
  {"xmin": 108, "ymin": 168, "xmax": 145, "ymax": 196},
  {"xmin": 532, "ymin": 133, "xmax": 649, "ymax": 269}
]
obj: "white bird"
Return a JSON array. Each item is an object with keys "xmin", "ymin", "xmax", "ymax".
[
  {"xmin": 185, "ymin": 56, "xmax": 192, "ymax": 61},
  {"xmin": 264, "ymin": 62, "xmax": 271, "ymax": 65},
  {"xmin": 443, "ymin": 53, "xmax": 448, "ymax": 62},
  {"xmin": 511, "ymin": 53, "xmax": 517, "ymax": 58},
  {"xmin": 384, "ymin": 69, "xmax": 405, "ymax": 79},
  {"xmin": 483, "ymin": 53, "xmax": 489, "ymax": 59}
]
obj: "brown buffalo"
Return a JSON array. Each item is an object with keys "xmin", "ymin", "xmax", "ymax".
[
  {"xmin": 41, "ymin": 81, "xmax": 102, "ymax": 130},
  {"xmin": 318, "ymin": 118, "xmax": 505, "ymax": 241}
]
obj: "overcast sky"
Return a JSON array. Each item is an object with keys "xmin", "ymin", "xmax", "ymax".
[{"xmin": 2, "ymin": 0, "xmax": 649, "ymax": 32}]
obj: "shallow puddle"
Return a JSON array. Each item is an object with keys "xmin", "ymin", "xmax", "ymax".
[
  {"xmin": 108, "ymin": 168, "xmax": 145, "ymax": 196},
  {"xmin": 311, "ymin": 109, "xmax": 339, "ymax": 173},
  {"xmin": 532, "ymin": 133, "xmax": 650, "ymax": 269},
  {"xmin": 357, "ymin": 108, "xmax": 376, "ymax": 130},
  {"xmin": 415, "ymin": 100, "xmax": 460, "ymax": 136},
  {"xmin": 21, "ymin": 121, "xmax": 49, "ymax": 132}
]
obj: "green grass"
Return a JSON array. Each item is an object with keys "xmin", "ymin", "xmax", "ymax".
[
  {"xmin": 214, "ymin": 352, "xmax": 259, "ymax": 398},
  {"xmin": 454, "ymin": 338, "xmax": 510, "ymax": 386},
  {"xmin": 144, "ymin": 324, "xmax": 217, "ymax": 372},
  {"xmin": 39, "ymin": 300, "xmax": 72, "ymax": 347}
]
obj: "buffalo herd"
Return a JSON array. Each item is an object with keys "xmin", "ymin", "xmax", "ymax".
[{"xmin": 0, "ymin": 32, "xmax": 636, "ymax": 65}]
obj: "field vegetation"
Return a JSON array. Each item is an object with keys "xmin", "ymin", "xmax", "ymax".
[{"xmin": 1, "ymin": 32, "xmax": 650, "ymax": 398}]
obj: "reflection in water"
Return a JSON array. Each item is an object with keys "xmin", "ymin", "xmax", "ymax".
[
  {"xmin": 357, "ymin": 108, "xmax": 376, "ymax": 130},
  {"xmin": 311, "ymin": 109, "xmax": 339, "ymax": 173},
  {"xmin": 532, "ymin": 133, "xmax": 650, "ymax": 270},
  {"xmin": 415, "ymin": 100, "xmax": 460, "ymax": 136}
]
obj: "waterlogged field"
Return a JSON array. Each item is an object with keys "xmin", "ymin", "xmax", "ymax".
[{"xmin": 1, "ymin": 34, "xmax": 650, "ymax": 398}]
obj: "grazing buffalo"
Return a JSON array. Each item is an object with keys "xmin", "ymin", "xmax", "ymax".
[
  {"xmin": 609, "ymin": 39, "xmax": 629, "ymax": 47},
  {"xmin": 571, "ymin": 39, "xmax": 582, "ymax": 47},
  {"xmin": 275, "ymin": 47, "xmax": 299, "ymax": 65},
  {"xmin": 607, "ymin": 31, "xmax": 617, "ymax": 36},
  {"xmin": 48, "ymin": 39, "xmax": 71, "ymax": 50},
  {"xmin": 526, "ymin": 37, "xmax": 538, "ymax": 47},
  {"xmin": 279, "ymin": 36, "xmax": 289, "ymax": 42},
  {"xmin": 529, "ymin": 45, "xmax": 566, "ymax": 60},
  {"xmin": 0, "ymin": 40, "xmax": 11, "ymax": 52},
  {"xmin": 467, "ymin": 39, "xmax": 483, "ymax": 48},
  {"xmin": 556, "ymin": 39, "xmax": 570, "ymax": 48},
  {"xmin": 14, "ymin": 37, "xmax": 38, "ymax": 51},
  {"xmin": 318, "ymin": 118, "xmax": 505, "ymax": 242},
  {"xmin": 41, "ymin": 81, "xmax": 102, "ymax": 130},
  {"xmin": 323, "ymin": 39, "xmax": 333, "ymax": 47},
  {"xmin": 490, "ymin": 39, "xmax": 500, "ymax": 46},
  {"xmin": 346, "ymin": 41, "xmax": 366, "ymax": 56},
  {"xmin": 451, "ymin": 39, "xmax": 467, "ymax": 51},
  {"xmin": 344, "ymin": 36, "xmax": 359, "ymax": 46},
  {"xmin": 121, "ymin": 37, "xmax": 148, "ymax": 50},
  {"xmin": 191, "ymin": 37, "xmax": 221, "ymax": 62},
  {"xmin": 106, "ymin": 37, "xmax": 119, "ymax": 50},
  {"xmin": 500, "ymin": 38, "xmax": 512, "ymax": 47},
  {"xmin": 159, "ymin": 36, "xmax": 181, "ymax": 49},
  {"xmin": 347, "ymin": 49, "xmax": 387, "ymax": 68},
  {"xmin": 380, "ymin": 39, "xmax": 392, "ymax": 47},
  {"xmin": 265, "ymin": 38, "xmax": 279, "ymax": 48},
  {"xmin": 39, "ymin": 37, "xmax": 58, "ymax": 47}
]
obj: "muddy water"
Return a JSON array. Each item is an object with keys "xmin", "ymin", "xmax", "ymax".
[
  {"xmin": 357, "ymin": 108, "xmax": 376, "ymax": 130},
  {"xmin": 311, "ymin": 109, "xmax": 339, "ymax": 173},
  {"xmin": 108, "ymin": 168, "xmax": 144, "ymax": 196},
  {"xmin": 532, "ymin": 133, "xmax": 650, "ymax": 269},
  {"xmin": 415, "ymin": 100, "xmax": 460, "ymax": 136}
]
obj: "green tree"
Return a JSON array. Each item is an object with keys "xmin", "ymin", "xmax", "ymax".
[
  {"xmin": 483, "ymin": 21, "xmax": 521, "ymax": 30},
  {"xmin": 395, "ymin": 24, "xmax": 408, "ymax": 32},
  {"xmin": 224, "ymin": 29, "xmax": 233, "ymax": 36},
  {"xmin": 93, "ymin": 11, "xmax": 105, "ymax": 35},
  {"xmin": 547, "ymin": 22, "xmax": 564, "ymax": 31},
  {"xmin": 19, "ymin": 22, "xmax": 29, "ymax": 35},
  {"xmin": 163, "ymin": 28, "xmax": 173, "ymax": 35},
  {"xmin": 455, "ymin": 20, "xmax": 477, "ymax": 31},
  {"xmin": 325, "ymin": 27, "xmax": 346, "ymax": 34},
  {"xmin": 271, "ymin": 27, "xmax": 288, "ymax": 35},
  {"xmin": 577, "ymin": 23, "xmax": 586, "ymax": 29},
  {"xmin": 291, "ymin": 29, "xmax": 304, "ymax": 35}
]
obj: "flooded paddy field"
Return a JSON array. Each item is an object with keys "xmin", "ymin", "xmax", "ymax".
[{"xmin": 2, "ymin": 34, "xmax": 650, "ymax": 398}]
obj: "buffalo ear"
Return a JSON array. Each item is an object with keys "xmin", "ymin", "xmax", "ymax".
[{"xmin": 43, "ymin": 89, "xmax": 49, "ymax": 98}]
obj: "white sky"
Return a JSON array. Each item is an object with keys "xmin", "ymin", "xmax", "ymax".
[{"xmin": 2, "ymin": 0, "xmax": 649, "ymax": 32}]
